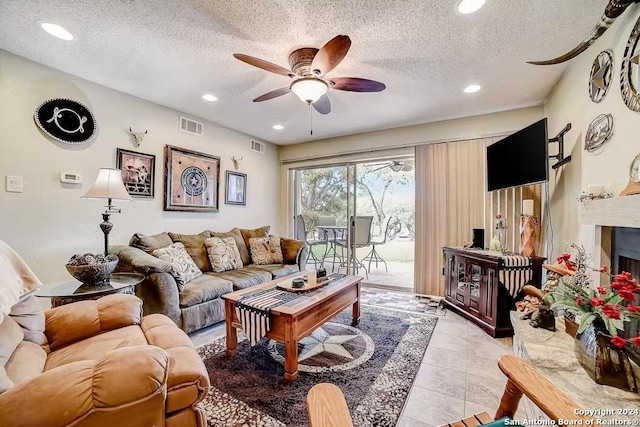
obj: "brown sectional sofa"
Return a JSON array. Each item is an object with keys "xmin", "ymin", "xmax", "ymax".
[{"xmin": 110, "ymin": 226, "xmax": 307, "ymax": 333}]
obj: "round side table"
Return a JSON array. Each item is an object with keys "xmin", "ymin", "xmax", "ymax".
[{"xmin": 36, "ymin": 272, "xmax": 145, "ymax": 307}]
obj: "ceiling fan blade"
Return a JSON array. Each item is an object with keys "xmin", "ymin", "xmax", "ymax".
[
  {"xmin": 311, "ymin": 35, "xmax": 351, "ymax": 75},
  {"xmin": 233, "ymin": 54, "xmax": 294, "ymax": 77},
  {"xmin": 253, "ymin": 86, "xmax": 291, "ymax": 102},
  {"xmin": 330, "ymin": 77, "xmax": 386, "ymax": 92},
  {"xmin": 313, "ymin": 94, "xmax": 331, "ymax": 114}
]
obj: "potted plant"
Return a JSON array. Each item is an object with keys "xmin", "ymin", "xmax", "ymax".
[{"xmin": 549, "ymin": 255, "xmax": 640, "ymax": 391}]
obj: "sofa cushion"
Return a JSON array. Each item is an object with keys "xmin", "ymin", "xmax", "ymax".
[
  {"xmin": 178, "ymin": 275, "xmax": 233, "ymax": 308},
  {"xmin": 0, "ymin": 366, "xmax": 12, "ymax": 394},
  {"xmin": 9, "ymin": 296, "xmax": 46, "ymax": 346},
  {"xmin": 240, "ymin": 225, "xmax": 270, "ymax": 258},
  {"xmin": 246, "ymin": 264, "xmax": 299, "ymax": 279},
  {"xmin": 4, "ymin": 340, "xmax": 46, "ymax": 386},
  {"xmin": 210, "ymin": 228, "xmax": 250, "ymax": 266},
  {"xmin": 168, "ymin": 231, "xmax": 212, "ymax": 272},
  {"xmin": 209, "ymin": 267, "xmax": 272, "ymax": 290},
  {"xmin": 205, "ymin": 237, "xmax": 243, "ymax": 273},
  {"xmin": 0, "ymin": 316, "xmax": 23, "ymax": 366},
  {"xmin": 280, "ymin": 237, "xmax": 305, "ymax": 265},
  {"xmin": 249, "ymin": 236, "xmax": 284, "ymax": 265},
  {"xmin": 129, "ymin": 232, "xmax": 173, "ymax": 253},
  {"xmin": 152, "ymin": 243, "xmax": 202, "ymax": 291},
  {"xmin": 45, "ymin": 325, "xmax": 147, "ymax": 371}
]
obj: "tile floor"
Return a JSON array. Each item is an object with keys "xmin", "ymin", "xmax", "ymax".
[{"xmin": 188, "ymin": 296, "xmax": 521, "ymax": 427}]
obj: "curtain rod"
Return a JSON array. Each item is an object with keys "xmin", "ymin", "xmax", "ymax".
[{"xmin": 279, "ymin": 131, "xmax": 511, "ymax": 165}]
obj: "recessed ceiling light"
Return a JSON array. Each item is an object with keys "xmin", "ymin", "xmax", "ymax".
[
  {"xmin": 202, "ymin": 94, "xmax": 218, "ymax": 102},
  {"xmin": 463, "ymin": 84, "xmax": 482, "ymax": 93},
  {"xmin": 272, "ymin": 125, "xmax": 284, "ymax": 130},
  {"xmin": 456, "ymin": 0, "xmax": 486, "ymax": 15},
  {"xmin": 40, "ymin": 22, "xmax": 74, "ymax": 40}
]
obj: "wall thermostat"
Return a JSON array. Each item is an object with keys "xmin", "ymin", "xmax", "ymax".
[{"xmin": 60, "ymin": 172, "xmax": 82, "ymax": 184}]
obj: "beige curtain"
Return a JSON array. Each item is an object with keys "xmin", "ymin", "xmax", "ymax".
[
  {"xmin": 414, "ymin": 143, "xmax": 448, "ymax": 297},
  {"xmin": 414, "ymin": 136, "xmax": 544, "ymax": 297}
]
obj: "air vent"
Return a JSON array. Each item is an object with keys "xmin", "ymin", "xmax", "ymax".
[
  {"xmin": 179, "ymin": 116, "xmax": 203, "ymax": 136},
  {"xmin": 250, "ymin": 140, "xmax": 265, "ymax": 154}
]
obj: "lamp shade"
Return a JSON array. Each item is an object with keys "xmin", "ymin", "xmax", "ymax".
[
  {"xmin": 82, "ymin": 168, "xmax": 132, "ymax": 201},
  {"xmin": 290, "ymin": 78, "xmax": 329, "ymax": 104}
]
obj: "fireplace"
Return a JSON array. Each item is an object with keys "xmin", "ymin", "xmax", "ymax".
[{"xmin": 612, "ymin": 227, "xmax": 640, "ymax": 365}]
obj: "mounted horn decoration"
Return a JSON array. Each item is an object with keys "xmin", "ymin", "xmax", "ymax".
[
  {"xmin": 231, "ymin": 156, "xmax": 243, "ymax": 170},
  {"xmin": 127, "ymin": 127, "xmax": 148, "ymax": 147},
  {"xmin": 528, "ymin": 0, "xmax": 640, "ymax": 65}
]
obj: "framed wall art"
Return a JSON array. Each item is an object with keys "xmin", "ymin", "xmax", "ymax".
[
  {"xmin": 225, "ymin": 171, "xmax": 247, "ymax": 206},
  {"xmin": 116, "ymin": 148, "xmax": 155, "ymax": 199},
  {"xmin": 164, "ymin": 145, "xmax": 220, "ymax": 212}
]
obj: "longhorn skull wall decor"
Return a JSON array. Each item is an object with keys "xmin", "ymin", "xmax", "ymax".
[
  {"xmin": 528, "ymin": 0, "xmax": 640, "ymax": 65},
  {"xmin": 128, "ymin": 127, "xmax": 148, "ymax": 147},
  {"xmin": 231, "ymin": 156, "xmax": 243, "ymax": 170}
]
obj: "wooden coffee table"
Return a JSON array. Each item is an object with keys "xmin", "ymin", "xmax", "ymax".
[{"xmin": 222, "ymin": 273, "xmax": 362, "ymax": 381}]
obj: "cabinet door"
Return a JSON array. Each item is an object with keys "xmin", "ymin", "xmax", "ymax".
[
  {"xmin": 453, "ymin": 257, "xmax": 466, "ymax": 307},
  {"xmin": 445, "ymin": 254, "xmax": 455, "ymax": 299},
  {"xmin": 483, "ymin": 267, "xmax": 498, "ymax": 325},
  {"xmin": 467, "ymin": 262, "xmax": 482, "ymax": 318}
]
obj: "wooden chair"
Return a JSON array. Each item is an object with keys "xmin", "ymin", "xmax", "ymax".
[{"xmin": 306, "ymin": 355, "xmax": 593, "ymax": 427}]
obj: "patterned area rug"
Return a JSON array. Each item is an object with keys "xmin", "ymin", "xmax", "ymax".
[
  {"xmin": 360, "ymin": 286, "xmax": 447, "ymax": 315},
  {"xmin": 197, "ymin": 305, "xmax": 437, "ymax": 427}
]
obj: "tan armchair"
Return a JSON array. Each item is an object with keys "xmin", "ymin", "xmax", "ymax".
[{"xmin": 0, "ymin": 294, "xmax": 210, "ymax": 427}]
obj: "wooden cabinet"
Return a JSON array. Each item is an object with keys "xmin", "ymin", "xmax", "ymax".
[{"xmin": 443, "ymin": 247, "xmax": 544, "ymax": 337}]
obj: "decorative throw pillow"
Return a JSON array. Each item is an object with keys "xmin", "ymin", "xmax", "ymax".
[
  {"xmin": 168, "ymin": 231, "xmax": 212, "ymax": 272},
  {"xmin": 249, "ymin": 236, "xmax": 283, "ymax": 265},
  {"xmin": 205, "ymin": 237, "xmax": 243, "ymax": 273},
  {"xmin": 152, "ymin": 242, "xmax": 202, "ymax": 291},
  {"xmin": 240, "ymin": 225, "xmax": 270, "ymax": 259},
  {"xmin": 210, "ymin": 228, "xmax": 250, "ymax": 266}
]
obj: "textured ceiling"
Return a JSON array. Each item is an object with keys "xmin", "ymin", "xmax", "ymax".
[{"xmin": 0, "ymin": 0, "xmax": 609, "ymax": 145}]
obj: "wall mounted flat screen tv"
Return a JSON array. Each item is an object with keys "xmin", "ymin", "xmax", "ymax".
[{"xmin": 487, "ymin": 118, "xmax": 549, "ymax": 192}]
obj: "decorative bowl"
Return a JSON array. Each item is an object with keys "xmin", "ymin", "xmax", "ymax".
[{"xmin": 66, "ymin": 254, "xmax": 119, "ymax": 285}]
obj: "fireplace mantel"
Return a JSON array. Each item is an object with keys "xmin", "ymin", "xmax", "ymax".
[{"xmin": 580, "ymin": 194, "xmax": 640, "ymax": 228}]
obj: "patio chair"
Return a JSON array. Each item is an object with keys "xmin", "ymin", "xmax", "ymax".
[
  {"xmin": 361, "ymin": 216, "xmax": 392, "ymax": 272},
  {"xmin": 306, "ymin": 355, "xmax": 593, "ymax": 427},
  {"xmin": 317, "ymin": 215, "xmax": 345, "ymax": 271},
  {"xmin": 294, "ymin": 214, "xmax": 326, "ymax": 266},
  {"xmin": 335, "ymin": 216, "xmax": 373, "ymax": 279}
]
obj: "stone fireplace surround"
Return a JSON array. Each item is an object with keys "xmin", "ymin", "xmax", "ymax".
[{"xmin": 580, "ymin": 194, "xmax": 640, "ymax": 362}]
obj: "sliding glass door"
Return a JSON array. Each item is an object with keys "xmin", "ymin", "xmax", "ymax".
[{"xmin": 291, "ymin": 157, "xmax": 415, "ymax": 289}]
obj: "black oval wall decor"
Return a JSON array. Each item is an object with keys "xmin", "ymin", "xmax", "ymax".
[{"xmin": 34, "ymin": 98, "xmax": 98, "ymax": 144}]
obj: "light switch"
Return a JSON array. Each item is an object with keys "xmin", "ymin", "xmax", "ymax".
[{"xmin": 6, "ymin": 176, "xmax": 23, "ymax": 193}]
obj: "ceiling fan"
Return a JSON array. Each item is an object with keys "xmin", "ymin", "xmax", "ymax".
[
  {"xmin": 233, "ymin": 35, "xmax": 386, "ymax": 114},
  {"xmin": 370, "ymin": 160, "xmax": 414, "ymax": 173}
]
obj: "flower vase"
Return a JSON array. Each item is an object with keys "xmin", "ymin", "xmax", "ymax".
[{"xmin": 574, "ymin": 324, "xmax": 637, "ymax": 392}]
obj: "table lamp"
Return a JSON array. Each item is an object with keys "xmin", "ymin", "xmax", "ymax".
[{"xmin": 82, "ymin": 168, "xmax": 132, "ymax": 255}]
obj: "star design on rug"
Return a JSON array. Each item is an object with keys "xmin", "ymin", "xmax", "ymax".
[
  {"xmin": 590, "ymin": 59, "xmax": 609, "ymax": 93},
  {"xmin": 298, "ymin": 327, "xmax": 357, "ymax": 362}
]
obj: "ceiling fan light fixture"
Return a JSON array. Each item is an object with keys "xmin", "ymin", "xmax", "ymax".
[
  {"xmin": 290, "ymin": 77, "xmax": 328, "ymax": 104},
  {"xmin": 456, "ymin": 0, "xmax": 486, "ymax": 15},
  {"xmin": 390, "ymin": 163, "xmax": 403, "ymax": 172}
]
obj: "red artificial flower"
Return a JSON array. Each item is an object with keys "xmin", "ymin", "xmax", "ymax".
[
  {"xmin": 611, "ymin": 281, "xmax": 625, "ymax": 291},
  {"xmin": 615, "ymin": 272, "xmax": 633, "ymax": 282},
  {"xmin": 611, "ymin": 336, "xmax": 627, "ymax": 349},
  {"xmin": 576, "ymin": 296, "xmax": 582, "ymax": 306},
  {"xmin": 602, "ymin": 304, "xmax": 621, "ymax": 320},
  {"xmin": 557, "ymin": 253, "xmax": 571, "ymax": 262},
  {"xmin": 597, "ymin": 287, "xmax": 607, "ymax": 295},
  {"xmin": 600, "ymin": 265, "xmax": 610, "ymax": 273},
  {"xmin": 495, "ymin": 213, "xmax": 502, "ymax": 219},
  {"xmin": 590, "ymin": 298, "xmax": 605, "ymax": 307},
  {"xmin": 628, "ymin": 305, "xmax": 640, "ymax": 314},
  {"xmin": 631, "ymin": 335, "xmax": 640, "ymax": 349},
  {"xmin": 618, "ymin": 288, "xmax": 635, "ymax": 301}
]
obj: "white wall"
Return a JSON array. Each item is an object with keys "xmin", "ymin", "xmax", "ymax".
[
  {"xmin": 279, "ymin": 106, "xmax": 544, "ymax": 162},
  {"xmin": 0, "ymin": 50, "xmax": 279, "ymax": 283},
  {"xmin": 544, "ymin": 7, "xmax": 640, "ymax": 256}
]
